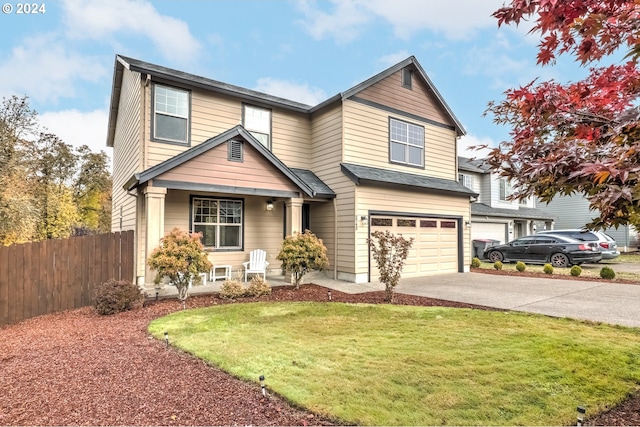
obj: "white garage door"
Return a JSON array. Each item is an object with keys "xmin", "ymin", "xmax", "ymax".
[
  {"xmin": 370, "ymin": 216, "xmax": 458, "ymax": 281},
  {"xmin": 471, "ymin": 222, "xmax": 507, "ymax": 244}
]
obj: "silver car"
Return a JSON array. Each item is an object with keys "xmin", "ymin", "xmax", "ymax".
[{"xmin": 536, "ymin": 229, "xmax": 620, "ymax": 260}]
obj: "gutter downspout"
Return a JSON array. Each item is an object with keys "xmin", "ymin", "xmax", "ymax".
[{"xmin": 333, "ymin": 197, "xmax": 338, "ymax": 280}]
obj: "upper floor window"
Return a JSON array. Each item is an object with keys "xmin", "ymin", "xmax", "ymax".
[
  {"xmin": 458, "ymin": 173, "xmax": 473, "ymax": 189},
  {"xmin": 192, "ymin": 197, "xmax": 243, "ymax": 250},
  {"xmin": 499, "ymin": 178, "xmax": 513, "ymax": 201},
  {"xmin": 389, "ymin": 118, "xmax": 424, "ymax": 168},
  {"xmin": 153, "ymin": 84, "xmax": 189, "ymax": 144},
  {"xmin": 402, "ymin": 68, "xmax": 412, "ymax": 89},
  {"xmin": 243, "ymin": 104, "xmax": 271, "ymax": 149}
]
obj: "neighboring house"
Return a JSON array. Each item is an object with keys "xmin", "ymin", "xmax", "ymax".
[
  {"xmin": 536, "ymin": 195, "xmax": 638, "ymax": 251},
  {"xmin": 458, "ymin": 157, "xmax": 554, "ymax": 250},
  {"xmin": 106, "ymin": 54, "xmax": 476, "ymax": 289}
]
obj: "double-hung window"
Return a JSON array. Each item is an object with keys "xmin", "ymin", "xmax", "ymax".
[
  {"xmin": 458, "ymin": 173, "xmax": 473, "ymax": 189},
  {"xmin": 243, "ymin": 105, "xmax": 271, "ymax": 149},
  {"xmin": 153, "ymin": 84, "xmax": 189, "ymax": 144},
  {"xmin": 192, "ymin": 198, "xmax": 243, "ymax": 249},
  {"xmin": 390, "ymin": 118, "xmax": 424, "ymax": 167},
  {"xmin": 499, "ymin": 178, "xmax": 513, "ymax": 201}
]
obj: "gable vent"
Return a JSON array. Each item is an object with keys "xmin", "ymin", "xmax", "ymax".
[{"xmin": 228, "ymin": 140, "xmax": 243, "ymax": 162}]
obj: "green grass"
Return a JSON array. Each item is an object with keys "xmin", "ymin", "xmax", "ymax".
[{"xmin": 149, "ymin": 302, "xmax": 640, "ymax": 426}]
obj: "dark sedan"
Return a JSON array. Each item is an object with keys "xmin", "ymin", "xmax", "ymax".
[{"xmin": 483, "ymin": 235, "xmax": 602, "ymax": 267}]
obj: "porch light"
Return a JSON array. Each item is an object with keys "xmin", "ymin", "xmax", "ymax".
[
  {"xmin": 577, "ymin": 406, "xmax": 585, "ymax": 426},
  {"xmin": 259, "ymin": 375, "xmax": 266, "ymax": 396},
  {"xmin": 164, "ymin": 331, "xmax": 169, "ymax": 348},
  {"xmin": 266, "ymin": 200, "xmax": 274, "ymax": 211}
]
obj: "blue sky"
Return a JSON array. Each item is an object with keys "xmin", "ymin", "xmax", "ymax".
[{"xmin": 0, "ymin": 0, "xmax": 601, "ymax": 163}]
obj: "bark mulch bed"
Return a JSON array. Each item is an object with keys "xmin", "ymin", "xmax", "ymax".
[
  {"xmin": 0, "ymin": 284, "xmax": 637, "ymax": 426},
  {"xmin": 473, "ymin": 266, "xmax": 640, "ymax": 285}
]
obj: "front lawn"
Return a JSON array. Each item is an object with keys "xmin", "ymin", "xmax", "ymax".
[{"xmin": 149, "ymin": 302, "xmax": 640, "ymax": 426}]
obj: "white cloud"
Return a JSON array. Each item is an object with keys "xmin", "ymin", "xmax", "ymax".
[
  {"xmin": 62, "ymin": 0, "xmax": 201, "ymax": 64},
  {"xmin": 39, "ymin": 109, "xmax": 110, "ymax": 158},
  {"xmin": 377, "ymin": 50, "xmax": 411, "ymax": 68},
  {"xmin": 458, "ymin": 134, "xmax": 497, "ymax": 158},
  {"xmin": 253, "ymin": 78, "xmax": 328, "ymax": 106},
  {"xmin": 0, "ymin": 35, "xmax": 108, "ymax": 103},
  {"xmin": 296, "ymin": 0, "xmax": 506, "ymax": 42}
]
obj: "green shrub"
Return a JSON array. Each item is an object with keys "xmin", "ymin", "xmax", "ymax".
[
  {"xmin": 94, "ymin": 279, "xmax": 145, "ymax": 315},
  {"xmin": 600, "ymin": 266, "xmax": 616, "ymax": 279},
  {"xmin": 219, "ymin": 277, "xmax": 246, "ymax": 299},
  {"xmin": 147, "ymin": 228, "xmax": 212, "ymax": 305},
  {"xmin": 543, "ymin": 264, "xmax": 554, "ymax": 275},
  {"xmin": 515, "ymin": 261, "xmax": 526, "ymax": 272},
  {"xmin": 570, "ymin": 265, "xmax": 582, "ymax": 277},
  {"xmin": 471, "ymin": 257, "xmax": 481, "ymax": 268},
  {"xmin": 493, "ymin": 261, "xmax": 503, "ymax": 270},
  {"xmin": 277, "ymin": 230, "xmax": 330, "ymax": 289},
  {"xmin": 246, "ymin": 275, "xmax": 272, "ymax": 297}
]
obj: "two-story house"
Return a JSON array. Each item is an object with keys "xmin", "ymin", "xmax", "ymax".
[
  {"xmin": 106, "ymin": 54, "xmax": 476, "ymax": 290},
  {"xmin": 458, "ymin": 157, "xmax": 554, "ymax": 251}
]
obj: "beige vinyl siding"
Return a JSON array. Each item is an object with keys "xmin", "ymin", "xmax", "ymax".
[
  {"xmin": 310, "ymin": 103, "xmax": 356, "ymax": 274},
  {"xmin": 355, "ymin": 185, "xmax": 471, "ymax": 275},
  {"xmin": 342, "ymin": 99, "xmax": 457, "ymax": 180},
  {"xmin": 158, "ymin": 141, "xmax": 301, "ymax": 194},
  {"xmin": 271, "ymin": 108, "xmax": 311, "ymax": 169},
  {"xmin": 163, "ymin": 190, "xmax": 285, "ymax": 278},
  {"xmin": 144, "ymin": 84, "xmax": 311, "ymax": 169},
  {"xmin": 356, "ymin": 69, "xmax": 454, "ymax": 127}
]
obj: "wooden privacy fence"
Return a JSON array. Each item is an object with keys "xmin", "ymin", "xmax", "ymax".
[{"xmin": 0, "ymin": 231, "xmax": 134, "ymax": 327}]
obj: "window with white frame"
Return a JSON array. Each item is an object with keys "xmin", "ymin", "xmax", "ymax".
[
  {"xmin": 389, "ymin": 118, "xmax": 424, "ymax": 167},
  {"xmin": 243, "ymin": 105, "xmax": 271, "ymax": 149},
  {"xmin": 192, "ymin": 198, "xmax": 242, "ymax": 249},
  {"xmin": 499, "ymin": 178, "xmax": 513, "ymax": 201},
  {"xmin": 458, "ymin": 173, "xmax": 473, "ymax": 189},
  {"xmin": 153, "ymin": 84, "xmax": 189, "ymax": 144}
]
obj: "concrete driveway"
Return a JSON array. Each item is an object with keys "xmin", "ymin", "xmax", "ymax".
[{"xmin": 395, "ymin": 272, "xmax": 640, "ymax": 328}]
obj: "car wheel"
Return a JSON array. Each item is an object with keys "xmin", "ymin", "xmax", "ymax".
[
  {"xmin": 487, "ymin": 250, "xmax": 504, "ymax": 263},
  {"xmin": 550, "ymin": 252, "xmax": 570, "ymax": 268}
]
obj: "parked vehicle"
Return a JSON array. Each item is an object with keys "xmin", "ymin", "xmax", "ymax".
[
  {"xmin": 536, "ymin": 229, "xmax": 620, "ymax": 260},
  {"xmin": 484, "ymin": 235, "xmax": 602, "ymax": 267}
]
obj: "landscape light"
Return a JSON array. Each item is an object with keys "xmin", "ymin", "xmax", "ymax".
[
  {"xmin": 327, "ymin": 290, "xmax": 332, "ymax": 301},
  {"xmin": 259, "ymin": 375, "xmax": 266, "ymax": 397},
  {"xmin": 164, "ymin": 331, "xmax": 169, "ymax": 348},
  {"xmin": 577, "ymin": 406, "xmax": 585, "ymax": 426}
]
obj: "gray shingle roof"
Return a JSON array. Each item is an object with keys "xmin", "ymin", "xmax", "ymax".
[
  {"xmin": 290, "ymin": 168, "xmax": 335, "ymax": 198},
  {"xmin": 471, "ymin": 202, "xmax": 555, "ymax": 221},
  {"xmin": 458, "ymin": 156, "xmax": 490, "ymax": 174},
  {"xmin": 341, "ymin": 163, "xmax": 478, "ymax": 196}
]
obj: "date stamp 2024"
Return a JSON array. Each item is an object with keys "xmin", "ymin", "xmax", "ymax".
[{"xmin": 2, "ymin": 3, "xmax": 46, "ymax": 14}]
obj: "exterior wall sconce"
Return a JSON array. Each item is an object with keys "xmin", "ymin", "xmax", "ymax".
[
  {"xmin": 465, "ymin": 220, "xmax": 471, "ymax": 228},
  {"xmin": 266, "ymin": 201, "xmax": 274, "ymax": 211}
]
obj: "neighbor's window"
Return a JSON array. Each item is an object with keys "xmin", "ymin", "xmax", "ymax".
[
  {"xmin": 192, "ymin": 198, "xmax": 243, "ymax": 249},
  {"xmin": 153, "ymin": 84, "xmax": 189, "ymax": 144},
  {"xmin": 243, "ymin": 105, "xmax": 271, "ymax": 149},
  {"xmin": 499, "ymin": 178, "xmax": 513, "ymax": 201},
  {"xmin": 458, "ymin": 173, "xmax": 473, "ymax": 189},
  {"xmin": 389, "ymin": 118, "xmax": 424, "ymax": 167}
]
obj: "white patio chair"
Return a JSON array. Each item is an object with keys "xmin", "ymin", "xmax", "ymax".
[{"xmin": 243, "ymin": 249, "xmax": 269, "ymax": 282}]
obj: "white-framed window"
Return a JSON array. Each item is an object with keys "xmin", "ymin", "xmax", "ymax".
[
  {"xmin": 243, "ymin": 105, "xmax": 271, "ymax": 149},
  {"xmin": 458, "ymin": 173, "xmax": 473, "ymax": 189},
  {"xmin": 192, "ymin": 197, "xmax": 243, "ymax": 249},
  {"xmin": 499, "ymin": 178, "xmax": 513, "ymax": 201},
  {"xmin": 153, "ymin": 84, "xmax": 189, "ymax": 144},
  {"xmin": 389, "ymin": 118, "xmax": 424, "ymax": 167}
]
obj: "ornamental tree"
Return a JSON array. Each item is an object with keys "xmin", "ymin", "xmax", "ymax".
[
  {"xmin": 368, "ymin": 230, "xmax": 414, "ymax": 302},
  {"xmin": 277, "ymin": 230, "xmax": 329, "ymax": 289},
  {"xmin": 484, "ymin": 0, "xmax": 640, "ymax": 229},
  {"xmin": 147, "ymin": 228, "xmax": 212, "ymax": 306}
]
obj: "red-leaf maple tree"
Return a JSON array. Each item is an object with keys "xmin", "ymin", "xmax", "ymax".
[{"xmin": 484, "ymin": 0, "xmax": 640, "ymax": 229}]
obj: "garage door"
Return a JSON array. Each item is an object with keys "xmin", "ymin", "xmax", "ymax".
[
  {"xmin": 370, "ymin": 216, "xmax": 459, "ymax": 281},
  {"xmin": 471, "ymin": 222, "xmax": 507, "ymax": 244}
]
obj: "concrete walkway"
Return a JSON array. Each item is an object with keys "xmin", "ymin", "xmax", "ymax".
[{"xmin": 169, "ymin": 270, "xmax": 640, "ymax": 328}]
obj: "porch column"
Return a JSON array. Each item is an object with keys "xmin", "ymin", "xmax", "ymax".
[
  {"xmin": 144, "ymin": 186, "xmax": 167, "ymax": 284},
  {"xmin": 285, "ymin": 197, "xmax": 304, "ymax": 236}
]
